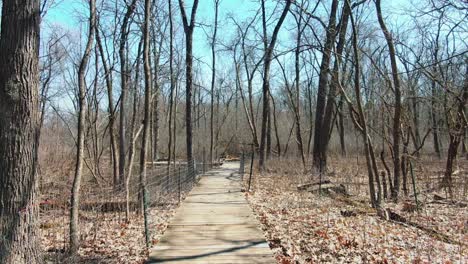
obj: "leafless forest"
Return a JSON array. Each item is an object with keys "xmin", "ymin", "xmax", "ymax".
[{"xmin": 0, "ymin": 0, "xmax": 466, "ymax": 263}]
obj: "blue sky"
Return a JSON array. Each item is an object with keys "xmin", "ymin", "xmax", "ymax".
[{"xmin": 44, "ymin": 0, "xmax": 413, "ymax": 64}]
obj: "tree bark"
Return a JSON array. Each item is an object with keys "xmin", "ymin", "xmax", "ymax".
[{"xmin": 0, "ymin": 0, "xmax": 41, "ymax": 262}]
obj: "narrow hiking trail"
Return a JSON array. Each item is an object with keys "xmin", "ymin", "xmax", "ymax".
[{"xmin": 147, "ymin": 162, "xmax": 275, "ymax": 264}]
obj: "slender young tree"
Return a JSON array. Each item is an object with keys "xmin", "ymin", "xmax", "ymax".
[
  {"xmin": 376, "ymin": 0, "xmax": 402, "ymax": 201},
  {"xmin": 140, "ymin": 0, "xmax": 153, "ymax": 207},
  {"xmin": 95, "ymin": 20, "xmax": 119, "ymax": 188},
  {"xmin": 119, "ymin": 0, "xmax": 138, "ymax": 187},
  {"xmin": 0, "ymin": 0, "xmax": 41, "ymax": 262},
  {"xmin": 167, "ymin": 0, "xmax": 176, "ymax": 167},
  {"xmin": 69, "ymin": 0, "xmax": 96, "ymax": 254},
  {"xmin": 210, "ymin": 0, "xmax": 220, "ymax": 164}
]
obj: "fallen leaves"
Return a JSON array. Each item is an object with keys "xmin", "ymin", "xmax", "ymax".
[{"xmin": 247, "ymin": 168, "xmax": 467, "ymax": 264}]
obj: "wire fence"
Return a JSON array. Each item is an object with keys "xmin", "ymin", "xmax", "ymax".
[{"xmin": 39, "ymin": 157, "xmax": 217, "ymax": 261}]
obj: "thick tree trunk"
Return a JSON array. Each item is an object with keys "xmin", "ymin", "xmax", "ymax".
[
  {"xmin": 179, "ymin": 0, "xmax": 199, "ymax": 173},
  {"xmin": 312, "ymin": 0, "xmax": 338, "ymax": 172},
  {"xmin": 319, "ymin": 2, "xmax": 350, "ymax": 165},
  {"xmin": 0, "ymin": 0, "xmax": 41, "ymax": 262},
  {"xmin": 70, "ymin": 0, "xmax": 95, "ymax": 254}
]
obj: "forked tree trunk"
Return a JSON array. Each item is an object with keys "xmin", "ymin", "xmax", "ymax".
[
  {"xmin": 258, "ymin": 0, "xmax": 291, "ymax": 170},
  {"xmin": 319, "ymin": 1, "xmax": 351, "ymax": 164},
  {"xmin": 179, "ymin": 0, "xmax": 200, "ymax": 173},
  {"xmin": 0, "ymin": 0, "xmax": 41, "ymax": 262},
  {"xmin": 376, "ymin": 0, "xmax": 402, "ymax": 202},
  {"xmin": 70, "ymin": 0, "xmax": 96, "ymax": 254}
]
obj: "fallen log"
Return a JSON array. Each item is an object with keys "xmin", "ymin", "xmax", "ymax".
[
  {"xmin": 298, "ymin": 181, "xmax": 348, "ymax": 196},
  {"xmin": 297, "ymin": 180, "xmax": 332, "ymax": 191},
  {"xmin": 378, "ymin": 208, "xmax": 465, "ymax": 246}
]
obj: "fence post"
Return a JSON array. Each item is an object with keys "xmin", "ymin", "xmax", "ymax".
[
  {"xmin": 178, "ymin": 167, "xmax": 181, "ymax": 204},
  {"xmin": 248, "ymin": 150, "xmax": 254, "ymax": 192},
  {"xmin": 240, "ymin": 151, "xmax": 245, "ymax": 176},
  {"xmin": 203, "ymin": 147, "xmax": 206, "ymax": 174}
]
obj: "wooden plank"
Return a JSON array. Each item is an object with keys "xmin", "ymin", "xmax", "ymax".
[{"xmin": 147, "ymin": 162, "xmax": 275, "ymax": 264}]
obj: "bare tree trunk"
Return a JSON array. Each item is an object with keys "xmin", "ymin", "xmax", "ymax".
[
  {"xmin": 312, "ymin": 0, "xmax": 338, "ymax": 172},
  {"xmin": 431, "ymin": 75, "xmax": 442, "ymax": 159},
  {"xmin": 337, "ymin": 95, "xmax": 346, "ymax": 156},
  {"xmin": 152, "ymin": 18, "xmax": 163, "ymax": 162},
  {"xmin": 258, "ymin": 0, "xmax": 291, "ymax": 170},
  {"xmin": 70, "ymin": 0, "xmax": 95, "ymax": 254},
  {"xmin": 319, "ymin": 1, "xmax": 351, "ymax": 164},
  {"xmin": 376, "ymin": 0, "xmax": 402, "ymax": 202},
  {"xmin": 343, "ymin": 6, "xmax": 380, "ymax": 207},
  {"xmin": 210, "ymin": 0, "xmax": 219, "ymax": 164},
  {"xmin": 442, "ymin": 65, "xmax": 468, "ymax": 196},
  {"xmin": 0, "ymin": 0, "xmax": 41, "ymax": 262},
  {"xmin": 95, "ymin": 23, "xmax": 119, "ymax": 188},
  {"xmin": 126, "ymin": 39, "xmax": 143, "ymax": 221},
  {"xmin": 139, "ymin": 0, "xmax": 153, "ymax": 213},
  {"xmin": 266, "ymin": 101, "xmax": 272, "ymax": 159},
  {"xmin": 270, "ymin": 94, "xmax": 281, "ymax": 157},
  {"xmin": 167, "ymin": 0, "xmax": 175, "ymax": 166},
  {"xmin": 293, "ymin": 3, "xmax": 306, "ymax": 167},
  {"xmin": 179, "ymin": 0, "xmax": 200, "ymax": 172},
  {"xmin": 119, "ymin": 0, "xmax": 138, "ymax": 187}
]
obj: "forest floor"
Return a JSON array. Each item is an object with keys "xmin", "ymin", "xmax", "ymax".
[
  {"xmin": 246, "ymin": 158, "xmax": 467, "ymax": 264},
  {"xmin": 41, "ymin": 206, "xmax": 176, "ymax": 263}
]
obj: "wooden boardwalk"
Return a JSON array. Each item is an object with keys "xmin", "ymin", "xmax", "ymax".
[{"xmin": 147, "ymin": 162, "xmax": 275, "ymax": 264}]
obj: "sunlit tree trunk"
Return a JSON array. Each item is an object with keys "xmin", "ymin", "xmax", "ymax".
[{"xmin": 0, "ymin": 0, "xmax": 41, "ymax": 262}]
